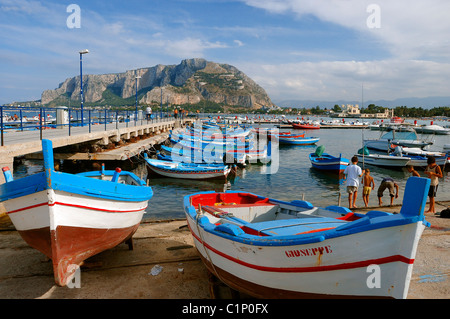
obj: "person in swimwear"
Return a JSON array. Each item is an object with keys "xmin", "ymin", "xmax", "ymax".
[{"xmin": 361, "ymin": 168, "xmax": 375, "ymax": 208}]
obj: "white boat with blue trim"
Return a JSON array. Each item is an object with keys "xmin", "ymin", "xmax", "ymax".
[
  {"xmin": 278, "ymin": 136, "xmax": 320, "ymax": 145},
  {"xmin": 364, "ymin": 129, "xmax": 433, "ymax": 151},
  {"xmin": 145, "ymin": 155, "xmax": 232, "ymax": 180},
  {"xmin": 0, "ymin": 139, "xmax": 153, "ymax": 287},
  {"xmin": 183, "ymin": 177, "xmax": 430, "ymax": 298}
]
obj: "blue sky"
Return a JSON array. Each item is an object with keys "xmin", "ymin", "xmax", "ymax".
[{"xmin": 1, "ymin": 0, "xmax": 450, "ymax": 105}]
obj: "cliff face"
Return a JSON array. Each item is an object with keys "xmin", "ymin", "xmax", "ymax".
[{"xmin": 41, "ymin": 58, "xmax": 274, "ymax": 109}]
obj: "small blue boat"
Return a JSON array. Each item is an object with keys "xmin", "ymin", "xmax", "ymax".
[
  {"xmin": 279, "ymin": 136, "xmax": 320, "ymax": 145},
  {"xmin": 309, "ymin": 153, "xmax": 349, "ymax": 173},
  {"xmin": 183, "ymin": 177, "xmax": 431, "ymax": 298},
  {"xmin": 144, "ymin": 155, "xmax": 232, "ymax": 180},
  {"xmin": 159, "ymin": 145, "xmax": 246, "ymax": 165}
]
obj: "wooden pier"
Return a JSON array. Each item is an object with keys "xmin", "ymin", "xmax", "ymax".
[{"xmin": 0, "ymin": 118, "xmax": 191, "ymax": 183}]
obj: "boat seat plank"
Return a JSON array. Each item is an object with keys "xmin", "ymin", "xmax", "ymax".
[{"xmin": 242, "ymin": 217, "xmax": 347, "ymax": 236}]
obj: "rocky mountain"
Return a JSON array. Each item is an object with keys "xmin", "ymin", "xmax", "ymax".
[{"xmin": 41, "ymin": 58, "xmax": 274, "ymax": 109}]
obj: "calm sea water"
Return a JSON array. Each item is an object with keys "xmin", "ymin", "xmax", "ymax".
[{"xmin": 12, "ymin": 119, "xmax": 450, "ymax": 220}]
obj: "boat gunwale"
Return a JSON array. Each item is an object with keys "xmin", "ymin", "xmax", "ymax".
[{"xmin": 183, "ymin": 190, "xmax": 428, "ymax": 247}]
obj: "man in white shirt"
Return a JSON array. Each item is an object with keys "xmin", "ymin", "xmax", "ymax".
[{"xmin": 342, "ymin": 156, "xmax": 365, "ymax": 209}]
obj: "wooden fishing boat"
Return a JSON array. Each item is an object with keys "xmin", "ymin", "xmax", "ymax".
[
  {"xmin": 390, "ymin": 146, "xmax": 447, "ymax": 167},
  {"xmin": 356, "ymin": 154, "xmax": 410, "ymax": 168},
  {"xmin": 279, "ymin": 136, "xmax": 320, "ymax": 145},
  {"xmin": 414, "ymin": 124, "xmax": 450, "ymax": 135},
  {"xmin": 187, "ymin": 126, "xmax": 253, "ymax": 138},
  {"xmin": 171, "ymin": 136, "xmax": 252, "ymax": 151},
  {"xmin": 160, "ymin": 144, "xmax": 247, "ymax": 165},
  {"xmin": 364, "ymin": 129, "xmax": 433, "ymax": 151},
  {"xmin": 292, "ymin": 123, "xmax": 320, "ymax": 130},
  {"xmin": 145, "ymin": 156, "xmax": 231, "ymax": 180},
  {"xmin": 309, "ymin": 152, "xmax": 349, "ymax": 173},
  {"xmin": 252, "ymin": 128, "xmax": 305, "ymax": 141},
  {"xmin": 183, "ymin": 177, "xmax": 431, "ymax": 298},
  {"xmin": 0, "ymin": 139, "xmax": 153, "ymax": 286}
]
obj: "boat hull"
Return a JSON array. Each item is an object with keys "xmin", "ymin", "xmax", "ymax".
[
  {"xmin": 0, "ymin": 139, "xmax": 153, "ymax": 286},
  {"xmin": 364, "ymin": 139, "xmax": 431, "ymax": 151},
  {"xmin": 145, "ymin": 157, "xmax": 231, "ymax": 180},
  {"xmin": 184, "ymin": 177, "xmax": 430, "ymax": 298},
  {"xmin": 185, "ymin": 203, "xmax": 425, "ymax": 299},
  {"xmin": 147, "ymin": 163, "xmax": 231, "ymax": 180},
  {"xmin": 356, "ymin": 154, "xmax": 410, "ymax": 167},
  {"xmin": 279, "ymin": 137, "xmax": 320, "ymax": 145},
  {"xmin": 4, "ymin": 189, "xmax": 147, "ymax": 286},
  {"xmin": 309, "ymin": 153, "xmax": 349, "ymax": 173}
]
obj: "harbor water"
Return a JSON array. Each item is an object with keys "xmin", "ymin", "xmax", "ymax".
[{"xmin": 12, "ymin": 120, "xmax": 450, "ymax": 221}]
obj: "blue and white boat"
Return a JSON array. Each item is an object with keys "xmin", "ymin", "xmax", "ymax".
[
  {"xmin": 183, "ymin": 177, "xmax": 431, "ymax": 298},
  {"xmin": 364, "ymin": 129, "xmax": 433, "ymax": 151},
  {"xmin": 390, "ymin": 146, "xmax": 447, "ymax": 167},
  {"xmin": 145, "ymin": 155, "xmax": 232, "ymax": 180},
  {"xmin": 159, "ymin": 144, "xmax": 247, "ymax": 165},
  {"xmin": 0, "ymin": 139, "xmax": 153, "ymax": 287},
  {"xmin": 309, "ymin": 152, "xmax": 349, "ymax": 173},
  {"xmin": 279, "ymin": 136, "xmax": 320, "ymax": 145}
]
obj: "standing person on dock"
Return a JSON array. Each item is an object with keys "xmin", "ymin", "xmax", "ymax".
[
  {"xmin": 146, "ymin": 106, "xmax": 152, "ymax": 120},
  {"xmin": 377, "ymin": 177, "xmax": 399, "ymax": 207},
  {"xmin": 424, "ymin": 156, "xmax": 443, "ymax": 214},
  {"xmin": 342, "ymin": 156, "xmax": 364, "ymax": 209},
  {"xmin": 361, "ymin": 168, "xmax": 375, "ymax": 208}
]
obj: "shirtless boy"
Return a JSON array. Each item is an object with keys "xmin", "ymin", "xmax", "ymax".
[{"xmin": 361, "ymin": 168, "xmax": 375, "ymax": 207}]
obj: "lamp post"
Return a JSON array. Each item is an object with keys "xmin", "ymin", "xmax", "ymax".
[
  {"xmin": 135, "ymin": 75, "xmax": 141, "ymax": 125},
  {"xmin": 79, "ymin": 49, "xmax": 89, "ymax": 126},
  {"xmin": 160, "ymin": 87, "xmax": 163, "ymax": 119}
]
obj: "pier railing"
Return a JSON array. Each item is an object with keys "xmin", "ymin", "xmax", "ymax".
[{"xmin": 0, "ymin": 106, "xmax": 178, "ymax": 146}]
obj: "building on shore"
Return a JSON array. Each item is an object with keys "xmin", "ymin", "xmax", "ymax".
[{"xmin": 332, "ymin": 104, "xmax": 394, "ymax": 119}]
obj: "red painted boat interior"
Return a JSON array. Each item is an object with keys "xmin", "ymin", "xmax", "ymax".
[{"xmin": 191, "ymin": 192, "xmax": 268, "ymax": 208}]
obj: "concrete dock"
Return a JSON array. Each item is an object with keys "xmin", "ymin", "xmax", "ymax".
[
  {"xmin": 0, "ymin": 201, "xmax": 448, "ymax": 299},
  {"xmin": 0, "ymin": 118, "xmax": 190, "ymax": 183}
]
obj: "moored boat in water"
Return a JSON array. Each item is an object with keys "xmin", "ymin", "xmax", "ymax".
[
  {"xmin": 279, "ymin": 136, "xmax": 320, "ymax": 145},
  {"xmin": 414, "ymin": 124, "xmax": 450, "ymax": 135},
  {"xmin": 309, "ymin": 146, "xmax": 349, "ymax": 173},
  {"xmin": 364, "ymin": 129, "xmax": 433, "ymax": 151},
  {"xmin": 292, "ymin": 123, "xmax": 320, "ymax": 130},
  {"xmin": 356, "ymin": 153, "xmax": 411, "ymax": 168},
  {"xmin": 145, "ymin": 155, "xmax": 232, "ymax": 180}
]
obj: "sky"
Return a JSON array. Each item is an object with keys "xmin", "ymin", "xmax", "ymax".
[{"xmin": 1, "ymin": 0, "xmax": 450, "ymax": 106}]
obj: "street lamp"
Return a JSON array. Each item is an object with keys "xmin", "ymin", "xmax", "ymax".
[
  {"xmin": 160, "ymin": 87, "xmax": 163, "ymax": 119},
  {"xmin": 79, "ymin": 49, "xmax": 89, "ymax": 126},
  {"xmin": 135, "ymin": 75, "xmax": 141, "ymax": 125}
]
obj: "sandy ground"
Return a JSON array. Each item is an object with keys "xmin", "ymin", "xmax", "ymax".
[{"xmin": 0, "ymin": 202, "xmax": 448, "ymax": 300}]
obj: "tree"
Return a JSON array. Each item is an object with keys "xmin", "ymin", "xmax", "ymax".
[{"xmin": 333, "ymin": 104, "xmax": 341, "ymax": 112}]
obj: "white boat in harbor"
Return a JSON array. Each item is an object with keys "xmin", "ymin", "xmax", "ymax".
[
  {"xmin": 414, "ymin": 124, "xmax": 450, "ymax": 135},
  {"xmin": 184, "ymin": 177, "xmax": 431, "ymax": 299},
  {"xmin": 396, "ymin": 147, "xmax": 447, "ymax": 166},
  {"xmin": 356, "ymin": 153, "xmax": 411, "ymax": 168},
  {"xmin": 364, "ymin": 129, "xmax": 433, "ymax": 151}
]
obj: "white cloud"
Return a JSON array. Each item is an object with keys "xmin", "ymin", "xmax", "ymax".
[
  {"xmin": 242, "ymin": 0, "xmax": 450, "ymax": 61},
  {"xmin": 237, "ymin": 0, "xmax": 450, "ymax": 103},
  {"xmin": 241, "ymin": 59, "xmax": 450, "ymax": 102},
  {"xmin": 234, "ymin": 40, "xmax": 244, "ymax": 47}
]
